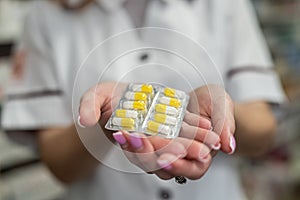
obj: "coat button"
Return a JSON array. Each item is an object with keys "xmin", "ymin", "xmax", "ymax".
[
  {"xmin": 139, "ymin": 53, "xmax": 149, "ymax": 62},
  {"xmin": 159, "ymin": 188, "xmax": 172, "ymax": 199}
]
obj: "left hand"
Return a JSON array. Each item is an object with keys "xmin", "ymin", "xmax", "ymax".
[{"xmin": 187, "ymin": 85, "xmax": 236, "ymax": 154}]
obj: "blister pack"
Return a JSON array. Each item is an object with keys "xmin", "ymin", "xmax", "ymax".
[{"xmin": 105, "ymin": 83, "xmax": 190, "ymax": 138}]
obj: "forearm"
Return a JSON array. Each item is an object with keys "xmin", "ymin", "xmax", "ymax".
[
  {"xmin": 234, "ymin": 101, "xmax": 277, "ymax": 157},
  {"xmin": 38, "ymin": 124, "xmax": 112, "ymax": 184}
]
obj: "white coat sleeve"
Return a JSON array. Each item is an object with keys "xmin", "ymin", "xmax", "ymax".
[
  {"xmin": 225, "ymin": 0, "xmax": 286, "ymax": 104},
  {"xmin": 1, "ymin": 7, "xmax": 72, "ymax": 131}
]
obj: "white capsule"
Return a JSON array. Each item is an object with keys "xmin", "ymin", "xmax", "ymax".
[
  {"xmin": 164, "ymin": 88, "xmax": 186, "ymax": 99},
  {"xmin": 155, "ymin": 104, "xmax": 178, "ymax": 116},
  {"xmin": 154, "ymin": 113, "xmax": 177, "ymax": 125},
  {"xmin": 115, "ymin": 109, "xmax": 138, "ymax": 118},
  {"xmin": 111, "ymin": 117, "xmax": 135, "ymax": 128},
  {"xmin": 124, "ymin": 91, "xmax": 147, "ymax": 101},
  {"xmin": 159, "ymin": 96, "xmax": 181, "ymax": 108},
  {"xmin": 147, "ymin": 121, "xmax": 172, "ymax": 136},
  {"xmin": 130, "ymin": 84, "xmax": 153, "ymax": 94},
  {"xmin": 122, "ymin": 101, "xmax": 146, "ymax": 110}
]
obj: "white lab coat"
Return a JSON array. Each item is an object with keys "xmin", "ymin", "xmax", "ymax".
[{"xmin": 2, "ymin": 0, "xmax": 286, "ymax": 199}]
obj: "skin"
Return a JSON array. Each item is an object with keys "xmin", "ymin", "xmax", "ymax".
[
  {"xmin": 36, "ymin": 82, "xmax": 277, "ymax": 184},
  {"xmin": 11, "ymin": 50, "xmax": 26, "ymax": 80}
]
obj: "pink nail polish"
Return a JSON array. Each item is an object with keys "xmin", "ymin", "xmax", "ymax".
[
  {"xmin": 77, "ymin": 115, "xmax": 86, "ymax": 128},
  {"xmin": 157, "ymin": 160, "xmax": 172, "ymax": 170},
  {"xmin": 113, "ymin": 132, "xmax": 127, "ymax": 145},
  {"xmin": 228, "ymin": 135, "xmax": 236, "ymax": 155},
  {"xmin": 210, "ymin": 142, "xmax": 221, "ymax": 151},
  {"xmin": 129, "ymin": 133, "xmax": 143, "ymax": 149},
  {"xmin": 199, "ymin": 154, "xmax": 210, "ymax": 163}
]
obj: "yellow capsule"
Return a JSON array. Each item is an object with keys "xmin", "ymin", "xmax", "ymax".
[
  {"xmin": 123, "ymin": 101, "xmax": 146, "ymax": 110},
  {"xmin": 115, "ymin": 109, "xmax": 138, "ymax": 118},
  {"xmin": 131, "ymin": 84, "xmax": 153, "ymax": 94},
  {"xmin": 154, "ymin": 113, "xmax": 177, "ymax": 125},
  {"xmin": 112, "ymin": 117, "xmax": 135, "ymax": 128},
  {"xmin": 125, "ymin": 92, "xmax": 147, "ymax": 101},
  {"xmin": 147, "ymin": 121, "xmax": 171, "ymax": 135},
  {"xmin": 164, "ymin": 88, "xmax": 186, "ymax": 99},
  {"xmin": 164, "ymin": 88, "xmax": 176, "ymax": 98},
  {"xmin": 155, "ymin": 104, "xmax": 178, "ymax": 116},
  {"xmin": 159, "ymin": 96, "xmax": 181, "ymax": 108}
]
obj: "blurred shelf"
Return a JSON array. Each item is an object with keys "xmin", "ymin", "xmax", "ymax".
[{"xmin": 1, "ymin": 163, "xmax": 66, "ymax": 200}]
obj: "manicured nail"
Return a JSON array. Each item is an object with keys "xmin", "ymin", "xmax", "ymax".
[
  {"xmin": 113, "ymin": 131, "xmax": 127, "ymax": 145},
  {"xmin": 77, "ymin": 115, "xmax": 86, "ymax": 128},
  {"xmin": 228, "ymin": 135, "xmax": 236, "ymax": 155},
  {"xmin": 129, "ymin": 133, "xmax": 143, "ymax": 149},
  {"xmin": 157, "ymin": 159, "xmax": 172, "ymax": 170},
  {"xmin": 170, "ymin": 142, "xmax": 187, "ymax": 158},
  {"xmin": 210, "ymin": 142, "xmax": 221, "ymax": 151},
  {"xmin": 199, "ymin": 154, "xmax": 210, "ymax": 163}
]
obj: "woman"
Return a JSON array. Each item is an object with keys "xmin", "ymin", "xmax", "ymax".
[{"xmin": 2, "ymin": 0, "xmax": 286, "ymax": 199}]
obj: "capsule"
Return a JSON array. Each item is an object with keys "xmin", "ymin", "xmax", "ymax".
[
  {"xmin": 115, "ymin": 109, "xmax": 138, "ymax": 118},
  {"xmin": 159, "ymin": 96, "xmax": 181, "ymax": 108},
  {"xmin": 155, "ymin": 104, "xmax": 178, "ymax": 116},
  {"xmin": 147, "ymin": 121, "xmax": 171, "ymax": 136},
  {"xmin": 164, "ymin": 88, "xmax": 186, "ymax": 99},
  {"xmin": 154, "ymin": 113, "xmax": 177, "ymax": 126},
  {"xmin": 130, "ymin": 84, "xmax": 153, "ymax": 94},
  {"xmin": 123, "ymin": 101, "xmax": 146, "ymax": 111},
  {"xmin": 124, "ymin": 91, "xmax": 147, "ymax": 101},
  {"xmin": 112, "ymin": 117, "xmax": 135, "ymax": 128}
]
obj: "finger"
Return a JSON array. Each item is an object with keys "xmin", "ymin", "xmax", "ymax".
[
  {"xmin": 113, "ymin": 131, "xmax": 157, "ymax": 172},
  {"xmin": 121, "ymin": 134, "xmax": 187, "ymax": 157},
  {"xmin": 150, "ymin": 137, "xmax": 211, "ymax": 162},
  {"xmin": 154, "ymin": 171, "xmax": 174, "ymax": 180},
  {"xmin": 113, "ymin": 132, "xmax": 175, "ymax": 180},
  {"xmin": 125, "ymin": 132, "xmax": 188, "ymax": 171},
  {"xmin": 157, "ymin": 153, "xmax": 211, "ymax": 180},
  {"xmin": 122, "ymin": 132, "xmax": 185, "ymax": 156},
  {"xmin": 79, "ymin": 82, "xmax": 127, "ymax": 127},
  {"xmin": 180, "ymin": 122, "xmax": 220, "ymax": 150},
  {"xmin": 212, "ymin": 107, "xmax": 235, "ymax": 154},
  {"xmin": 79, "ymin": 84, "xmax": 107, "ymax": 127},
  {"xmin": 205, "ymin": 86, "xmax": 235, "ymax": 154},
  {"xmin": 184, "ymin": 110, "xmax": 212, "ymax": 130}
]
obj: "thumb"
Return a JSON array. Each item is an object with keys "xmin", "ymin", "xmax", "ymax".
[{"xmin": 78, "ymin": 84, "xmax": 108, "ymax": 127}]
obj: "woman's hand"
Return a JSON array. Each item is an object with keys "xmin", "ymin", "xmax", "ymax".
[
  {"xmin": 78, "ymin": 82, "xmax": 220, "ymax": 180},
  {"xmin": 188, "ymin": 85, "xmax": 236, "ymax": 154},
  {"xmin": 112, "ymin": 130, "xmax": 212, "ymax": 180}
]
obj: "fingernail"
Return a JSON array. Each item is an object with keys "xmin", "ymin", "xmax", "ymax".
[
  {"xmin": 129, "ymin": 133, "xmax": 143, "ymax": 149},
  {"xmin": 205, "ymin": 131, "xmax": 220, "ymax": 147},
  {"xmin": 171, "ymin": 143, "xmax": 187, "ymax": 158},
  {"xmin": 199, "ymin": 154, "xmax": 210, "ymax": 163},
  {"xmin": 157, "ymin": 159, "xmax": 172, "ymax": 170},
  {"xmin": 77, "ymin": 115, "xmax": 86, "ymax": 128},
  {"xmin": 228, "ymin": 135, "xmax": 236, "ymax": 155},
  {"xmin": 210, "ymin": 142, "xmax": 221, "ymax": 151},
  {"xmin": 113, "ymin": 131, "xmax": 127, "ymax": 145}
]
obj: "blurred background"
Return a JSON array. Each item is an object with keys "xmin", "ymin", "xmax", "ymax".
[{"xmin": 0, "ymin": 0, "xmax": 299, "ymax": 200}]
